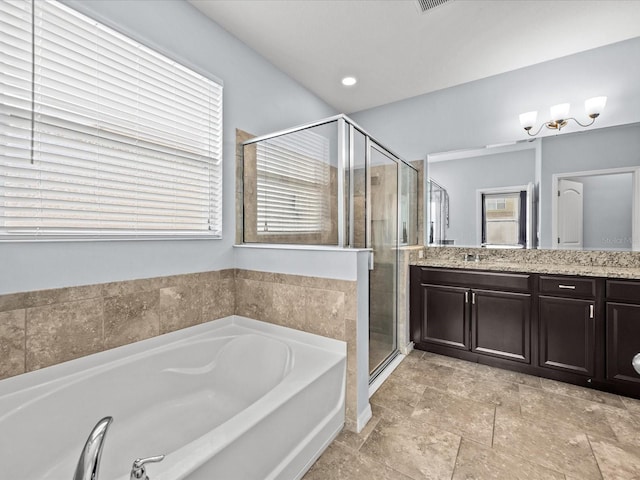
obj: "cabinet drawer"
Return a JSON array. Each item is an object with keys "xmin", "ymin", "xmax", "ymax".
[
  {"xmin": 606, "ymin": 279, "xmax": 640, "ymax": 304},
  {"xmin": 539, "ymin": 276, "xmax": 596, "ymax": 298},
  {"xmin": 420, "ymin": 268, "xmax": 531, "ymax": 292}
]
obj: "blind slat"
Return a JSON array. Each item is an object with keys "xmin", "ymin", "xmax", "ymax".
[{"xmin": 0, "ymin": 0, "xmax": 222, "ymax": 237}]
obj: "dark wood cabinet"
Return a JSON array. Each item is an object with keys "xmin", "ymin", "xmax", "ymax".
[
  {"xmin": 410, "ymin": 266, "xmax": 640, "ymax": 400},
  {"xmin": 420, "ymin": 284, "xmax": 469, "ymax": 350},
  {"xmin": 472, "ymin": 289, "xmax": 531, "ymax": 363},
  {"xmin": 412, "ymin": 267, "xmax": 532, "ymax": 366},
  {"xmin": 539, "ymin": 295, "xmax": 595, "ymax": 376},
  {"xmin": 606, "ymin": 279, "xmax": 640, "ymax": 388},
  {"xmin": 606, "ymin": 302, "xmax": 640, "ymax": 385}
]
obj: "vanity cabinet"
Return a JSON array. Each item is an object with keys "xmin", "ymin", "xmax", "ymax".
[
  {"xmin": 410, "ymin": 266, "xmax": 640, "ymax": 399},
  {"xmin": 606, "ymin": 280, "xmax": 640, "ymax": 387},
  {"xmin": 412, "ymin": 267, "xmax": 532, "ymax": 365},
  {"xmin": 538, "ymin": 276, "xmax": 598, "ymax": 377}
]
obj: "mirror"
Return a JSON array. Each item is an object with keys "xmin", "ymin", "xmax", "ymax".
[
  {"xmin": 427, "ymin": 141, "xmax": 538, "ymax": 248},
  {"xmin": 427, "ymin": 121, "xmax": 640, "ymax": 251}
]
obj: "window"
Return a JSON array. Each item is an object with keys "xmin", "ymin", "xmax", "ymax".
[
  {"xmin": 255, "ymin": 129, "xmax": 330, "ymax": 234},
  {"xmin": 0, "ymin": 0, "xmax": 223, "ymax": 238},
  {"xmin": 481, "ymin": 191, "xmax": 527, "ymax": 247}
]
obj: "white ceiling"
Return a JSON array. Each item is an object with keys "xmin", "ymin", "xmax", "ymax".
[{"xmin": 190, "ymin": 0, "xmax": 640, "ymax": 114}]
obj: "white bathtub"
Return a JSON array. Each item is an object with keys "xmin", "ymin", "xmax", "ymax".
[{"xmin": 0, "ymin": 316, "xmax": 346, "ymax": 480}]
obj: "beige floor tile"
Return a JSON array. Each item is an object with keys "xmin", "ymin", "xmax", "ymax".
[
  {"xmin": 539, "ymin": 377, "xmax": 626, "ymax": 410},
  {"xmin": 335, "ymin": 415, "xmax": 381, "ymax": 451},
  {"xmin": 360, "ymin": 417, "xmax": 461, "ymax": 480},
  {"xmin": 371, "ymin": 376, "xmax": 426, "ymax": 417},
  {"xmin": 452, "ymin": 439, "xmax": 565, "ymax": 480},
  {"xmin": 391, "ymin": 355, "xmax": 455, "ymax": 391},
  {"xmin": 589, "ymin": 435, "xmax": 640, "ymax": 480},
  {"xmin": 519, "ymin": 384, "xmax": 617, "ymax": 439},
  {"xmin": 421, "ymin": 351, "xmax": 474, "ymax": 370},
  {"xmin": 411, "ymin": 386, "xmax": 496, "ymax": 446},
  {"xmin": 621, "ymin": 395, "xmax": 640, "ymax": 418},
  {"xmin": 493, "ymin": 408, "xmax": 602, "ymax": 479},
  {"xmin": 446, "ymin": 369, "xmax": 521, "ymax": 413},
  {"xmin": 471, "ymin": 362, "xmax": 542, "ymax": 388},
  {"xmin": 601, "ymin": 406, "xmax": 640, "ymax": 447},
  {"xmin": 302, "ymin": 442, "xmax": 412, "ymax": 480}
]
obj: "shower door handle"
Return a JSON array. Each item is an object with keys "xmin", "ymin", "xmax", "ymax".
[{"xmin": 368, "ymin": 252, "xmax": 375, "ymax": 270}]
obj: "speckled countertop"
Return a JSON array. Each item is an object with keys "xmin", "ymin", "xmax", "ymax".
[
  {"xmin": 409, "ymin": 247, "xmax": 640, "ymax": 279},
  {"xmin": 412, "ymin": 259, "xmax": 640, "ymax": 279}
]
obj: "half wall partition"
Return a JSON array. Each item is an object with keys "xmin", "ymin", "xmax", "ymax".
[{"xmin": 241, "ymin": 115, "xmax": 418, "ymax": 381}]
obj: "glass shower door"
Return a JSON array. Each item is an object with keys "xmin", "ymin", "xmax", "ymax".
[{"xmin": 368, "ymin": 142, "xmax": 399, "ymax": 378}]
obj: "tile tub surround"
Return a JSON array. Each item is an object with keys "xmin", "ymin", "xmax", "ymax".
[
  {"xmin": 0, "ymin": 267, "xmax": 361, "ymax": 429},
  {"xmin": 234, "ymin": 268, "xmax": 360, "ymax": 431},
  {"xmin": 303, "ymin": 350, "xmax": 640, "ymax": 480},
  {"xmin": 0, "ymin": 270, "xmax": 236, "ymax": 380},
  {"xmin": 415, "ymin": 246, "xmax": 640, "ymax": 278}
]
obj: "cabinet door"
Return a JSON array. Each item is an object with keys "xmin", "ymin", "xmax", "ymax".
[
  {"xmin": 607, "ymin": 302, "xmax": 640, "ymax": 385},
  {"xmin": 472, "ymin": 290, "xmax": 531, "ymax": 363},
  {"xmin": 421, "ymin": 284, "xmax": 469, "ymax": 350},
  {"xmin": 539, "ymin": 296, "xmax": 595, "ymax": 376}
]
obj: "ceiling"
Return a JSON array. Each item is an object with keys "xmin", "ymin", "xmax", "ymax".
[{"xmin": 190, "ymin": 0, "xmax": 640, "ymax": 114}]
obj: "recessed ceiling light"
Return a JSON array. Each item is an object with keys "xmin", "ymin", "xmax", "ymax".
[{"xmin": 341, "ymin": 76, "xmax": 357, "ymax": 87}]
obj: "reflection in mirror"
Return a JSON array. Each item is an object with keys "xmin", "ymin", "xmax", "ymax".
[
  {"xmin": 552, "ymin": 169, "xmax": 640, "ymax": 250},
  {"xmin": 481, "ymin": 190, "xmax": 526, "ymax": 248},
  {"xmin": 427, "ymin": 142, "xmax": 539, "ymax": 248},
  {"xmin": 541, "ymin": 122, "xmax": 640, "ymax": 250}
]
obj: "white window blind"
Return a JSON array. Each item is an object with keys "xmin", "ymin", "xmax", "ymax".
[
  {"xmin": 256, "ymin": 130, "xmax": 330, "ymax": 234},
  {"xmin": 0, "ymin": 0, "xmax": 223, "ymax": 238}
]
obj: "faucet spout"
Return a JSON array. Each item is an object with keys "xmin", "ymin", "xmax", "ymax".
[{"xmin": 73, "ymin": 416, "xmax": 113, "ymax": 480}]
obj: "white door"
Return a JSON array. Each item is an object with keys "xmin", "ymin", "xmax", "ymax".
[{"xmin": 558, "ymin": 179, "xmax": 584, "ymax": 249}]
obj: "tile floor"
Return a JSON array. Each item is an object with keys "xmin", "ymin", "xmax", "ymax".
[{"xmin": 303, "ymin": 350, "xmax": 640, "ymax": 480}]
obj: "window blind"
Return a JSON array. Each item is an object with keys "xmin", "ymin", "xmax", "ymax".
[
  {"xmin": 256, "ymin": 130, "xmax": 330, "ymax": 234},
  {"xmin": 0, "ymin": 0, "xmax": 223, "ymax": 238}
]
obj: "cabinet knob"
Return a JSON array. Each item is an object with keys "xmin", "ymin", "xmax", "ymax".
[{"xmin": 633, "ymin": 353, "xmax": 640, "ymax": 375}]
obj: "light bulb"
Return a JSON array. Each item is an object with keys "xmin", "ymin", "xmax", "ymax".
[
  {"xmin": 341, "ymin": 76, "xmax": 357, "ymax": 86},
  {"xmin": 519, "ymin": 111, "xmax": 537, "ymax": 130},
  {"xmin": 550, "ymin": 103, "xmax": 570, "ymax": 122},
  {"xmin": 585, "ymin": 96, "xmax": 607, "ymax": 118}
]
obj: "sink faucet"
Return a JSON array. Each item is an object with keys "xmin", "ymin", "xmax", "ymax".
[{"xmin": 73, "ymin": 416, "xmax": 113, "ymax": 480}]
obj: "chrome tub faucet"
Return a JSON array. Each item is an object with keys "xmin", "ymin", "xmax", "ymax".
[{"xmin": 73, "ymin": 416, "xmax": 113, "ymax": 480}]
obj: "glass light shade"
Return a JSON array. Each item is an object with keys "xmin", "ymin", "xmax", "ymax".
[
  {"xmin": 550, "ymin": 103, "xmax": 570, "ymax": 122},
  {"xmin": 585, "ymin": 96, "xmax": 607, "ymax": 117},
  {"xmin": 519, "ymin": 111, "xmax": 537, "ymax": 129}
]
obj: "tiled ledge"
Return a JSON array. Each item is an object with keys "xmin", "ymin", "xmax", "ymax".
[{"xmin": 414, "ymin": 247, "xmax": 640, "ymax": 279}]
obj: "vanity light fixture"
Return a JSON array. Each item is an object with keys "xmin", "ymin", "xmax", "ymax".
[
  {"xmin": 341, "ymin": 76, "xmax": 357, "ymax": 87},
  {"xmin": 519, "ymin": 96, "xmax": 607, "ymax": 136}
]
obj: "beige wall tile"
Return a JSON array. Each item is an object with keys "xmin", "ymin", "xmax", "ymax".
[
  {"xmin": 0, "ymin": 293, "xmax": 27, "ymax": 313},
  {"xmin": 26, "ymin": 298, "xmax": 104, "ymax": 371},
  {"xmin": 304, "ymin": 288, "xmax": 345, "ymax": 340},
  {"xmin": 104, "ymin": 291, "xmax": 159, "ymax": 350},
  {"xmin": 272, "ymin": 283, "xmax": 306, "ymax": 327},
  {"xmin": 0, "ymin": 309, "xmax": 26, "ymax": 379},
  {"xmin": 202, "ymin": 273, "xmax": 235, "ymax": 322},
  {"xmin": 25, "ymin": 284, "xmax": 103, "ymax": 308},
  {"xmin": 159, "ymin": 284, "xmax": 203, "ymax": 334},
  {"xmin": 235, "ymin": 278, "xmax": 274, "ymax": 322}
]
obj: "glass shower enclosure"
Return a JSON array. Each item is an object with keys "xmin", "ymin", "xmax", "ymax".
[{"xmin": 242, "ymin": 115, "xmax": 418, "ymax": 381}]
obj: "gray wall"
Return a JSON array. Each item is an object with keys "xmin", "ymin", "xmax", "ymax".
[
  {"xmin": 540, "ymin": 124, "xmax": 640, "ymax": 248},
  {"xmin": 0, "ymin": 0, "xmax": 335, "ymax": 294},
  {"xmin": 350, "ymin": 37, "xmax": 640, "ymax": 161},
  {"xmin": 569, "ymin": 174, "xmax": 633, "ymax": 250},
  {"xmin": 429, "ymin": 149, "xmax": 535, "ymax": 246}
]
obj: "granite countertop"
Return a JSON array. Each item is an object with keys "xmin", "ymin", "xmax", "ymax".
[{"xmin": 412, "ymin": 259, "xmax": 640, "ymax": 279}]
